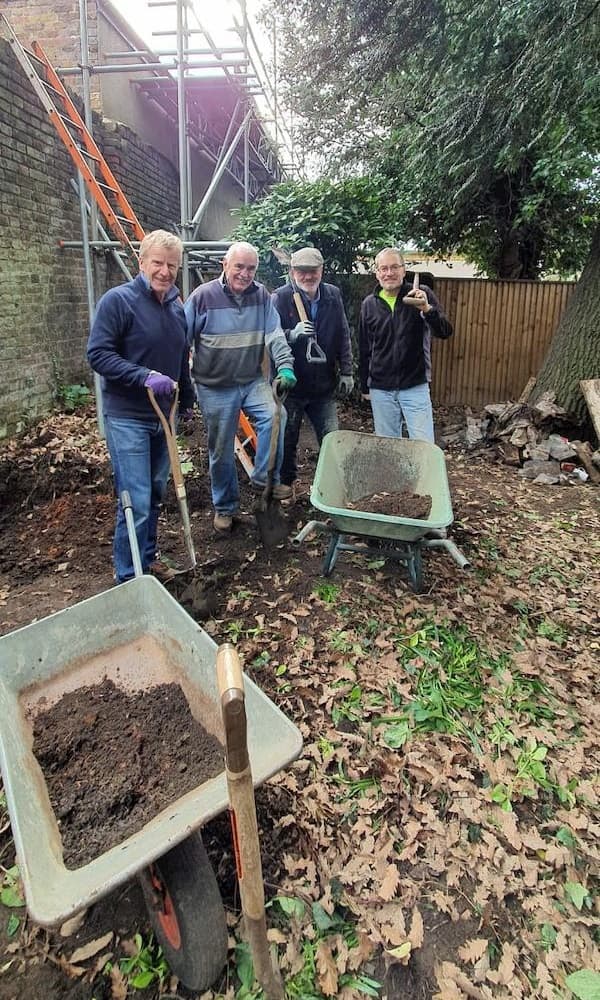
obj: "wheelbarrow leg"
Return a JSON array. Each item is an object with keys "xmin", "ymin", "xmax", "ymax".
[
  {"xmin": 139, "ymin": 830, "xmax": 228, "ymax": 992},
  {"xmin": 322, "ymin": 532, "xmax": 342, "ymax": 577},
  {"xmin": 406, "ymin": 543, "xmax": 424, "ymax": 593}
]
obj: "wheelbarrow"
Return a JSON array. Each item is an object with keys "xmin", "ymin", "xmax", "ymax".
[
  {"xmin": 0, "ymin": 564, "xmax": 302, "ymax": 989},
  {"xmin": 294, "ymin": 431, "xmax": 469, "ymax": 592}
]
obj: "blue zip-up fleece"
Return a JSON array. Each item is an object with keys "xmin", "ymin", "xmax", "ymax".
[
  {"xmin": 271, "ymin": 282, "xmax": 353, "ymax": 399},
  {"xmin": 184, "ymin": 275, "xmax": 293, "ymax": 387},
  {"xmin": 87, "ymin": 274, "xmax": 195, "ymax": 419},
  {"xmin": 359, "ymin": 281, "xmax": 453, "ymax": 393}
]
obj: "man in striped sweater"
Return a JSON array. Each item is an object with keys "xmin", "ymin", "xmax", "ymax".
[{"xmin": 185, "ymin": 242, "xmax": 297, "ymax": 532}]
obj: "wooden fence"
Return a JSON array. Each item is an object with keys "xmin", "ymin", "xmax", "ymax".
[{"xmin": 430, "ymin": 277, "xmax": 576, "ymax": 408}]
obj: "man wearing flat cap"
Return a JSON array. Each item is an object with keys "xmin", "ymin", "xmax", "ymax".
[{"xmin": 272, "ymin": 247, "xmax": 354, "ymax": 490}]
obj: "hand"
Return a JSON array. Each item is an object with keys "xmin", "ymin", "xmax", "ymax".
[
  {"xmin": 277, "ymin": 367, "xmax": 297, "ymax": 390},
  {"xmin": 145, "ymin": 371, "xmax": 177, "ymax": 396},
  {"xmin": 179, "ymin": 408, "xmax": 195, "ymax": 435},
  {"xmin": 361, "ymin": 392, "xmax": 371, "ymax": 402},
  {"xmin": 402, "ymin": 289, "xmax": 430, "ymax": 312},
  {"xmin": 289, "ymin": 320, "xmax": 315, "ymax": 343},
  {"xmin": 337, "ymin": 374, "xmax": 355, "ymax": 398}
]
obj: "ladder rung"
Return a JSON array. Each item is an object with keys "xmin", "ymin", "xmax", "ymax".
[
  {"xmin": 114, "ymin": 215, "xmax": 137, "ymax": 226},
  {"xmin": 98, "ymin": 181, "xmax": 120, "ymax": 195},
  {"xmin": 58, "ymin": 113, "xmax": 83, "ymax": 132},
  {"xmin": 73, "ymin": 145, "xmax": 100, "ymax": 163},
  {"xmin": 23, "ymin": 46, "xmax": 44, "ymax": 65},
  {"xmin": 43, "ymin": 80, "xmax": 67, "ymax": 101}
]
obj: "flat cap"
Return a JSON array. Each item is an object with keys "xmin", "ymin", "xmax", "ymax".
[{"xmin": 290, "ymin": 247, "xmax": 324, "ymax": 268}]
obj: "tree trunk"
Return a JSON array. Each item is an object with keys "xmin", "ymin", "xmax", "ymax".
[{"xmin": 531, "ymin": 223, "xmax": 600, "ymax": 426}]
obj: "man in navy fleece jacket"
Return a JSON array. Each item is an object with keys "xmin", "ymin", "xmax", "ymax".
[{"xmin": 87, "ymin": 230, "xmax": 195, "ymax": 583}]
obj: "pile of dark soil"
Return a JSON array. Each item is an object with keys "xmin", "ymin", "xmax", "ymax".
[
  {"xmin": 348, "ymin": 490, "xmax": 432, "ymax": 519},
  {"xmin": 32, "ymin": 679, "xmax": 224, "ymax": 868}
]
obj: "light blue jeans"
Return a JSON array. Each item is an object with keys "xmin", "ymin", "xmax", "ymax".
[
  {"xmin": 104, "ymin": 415, "xmax": 171, "ymax": 582},
  {"xmin": 196, "ymin": 377, "xmax": 286, "ymax": 515},
  {"xmin": 369, "ymin": 383, "xmax": 435, "ymax": 442}
]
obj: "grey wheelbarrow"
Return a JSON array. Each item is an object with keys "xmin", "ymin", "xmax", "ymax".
[{"xmin": 0, "ymin": 498, "xmax": 302, "ymax": 991}]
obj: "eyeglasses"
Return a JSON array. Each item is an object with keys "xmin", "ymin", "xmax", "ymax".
[{"xmin": 376, "ymin": 264, "xmax": 404, "ymax": 274}]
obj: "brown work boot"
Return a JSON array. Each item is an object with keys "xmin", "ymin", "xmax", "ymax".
[
  {"xmin": 148, "ymin": 560, "xmax": 177, "ymax": 583},
  {"xmin": 214, "ymin": 512, "xmax": 233, "ymax": 532}
]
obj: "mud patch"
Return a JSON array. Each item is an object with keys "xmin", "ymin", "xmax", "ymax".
[{"xmin": 32, "ymin": 679, "xmax": 224, "ymax": 868}]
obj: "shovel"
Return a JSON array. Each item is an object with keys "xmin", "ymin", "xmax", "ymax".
[
  {"xmin": 216, "ymin": 643, "xmax": 285, "ymax": 1000},
  {"xmin": 147, "ymin": 385, "xmax": 197, "ymax": 572},
  {"xmin": 271, "ymin": 246, "xmax": 327, "ymax": 364},
  {"xmin": 254, "ymin": 380, "xmax": 289, "ymax": 549}
]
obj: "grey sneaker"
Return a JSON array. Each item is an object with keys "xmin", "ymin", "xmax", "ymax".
[{"xmin": 214, "ymin": 512, "xmax": 233, "ymax": 532}]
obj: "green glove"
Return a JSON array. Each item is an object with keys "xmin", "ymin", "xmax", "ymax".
[{"xmin": 277, "ymin": 367, "xmax": 297, "ymax": 389}]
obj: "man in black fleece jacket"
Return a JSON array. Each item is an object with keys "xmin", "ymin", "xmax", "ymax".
[
  {"xmin": 272, "ymin": 247, "xmax": 353, "ymax": 488},
  {"xmin": 359, "ymin": 247, "xmax": 452, "ymax": 442}
]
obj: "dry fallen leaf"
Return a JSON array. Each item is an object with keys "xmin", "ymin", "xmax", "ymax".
[{"xmin": 69, "ymin": 931, "xmax": 114, "ymax": 964}]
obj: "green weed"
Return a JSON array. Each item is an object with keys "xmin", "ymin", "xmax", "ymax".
[
  {"xmin": 113, "ymin": 932, "xmax": 168, "ymax": 990},
  {"xmin": 490, "ymin": 739, "xmax": 551, "ymax": 811},
  {"xmin": 0, "ymin": 865, "xmax": 24, "ymax": 909},
  {"xmin": 57, "ymin": 383, "xmax": 91, "ymax": 412},
  {"xmin": 377, "ymin": 623, "xmax": 487, "ymax": 748},
  {"xmin": 313, "ymin": 581, "xmax": 341, "ymax": 604}
]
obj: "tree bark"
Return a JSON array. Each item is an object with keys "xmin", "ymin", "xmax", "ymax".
[{"xmin": 531, "ymin": 223, "xmax": 600, "ymax": 425}]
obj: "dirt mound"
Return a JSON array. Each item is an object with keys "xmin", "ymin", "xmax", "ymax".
[{"xmin": 0, "ymin": 408, "xmax": 110, "ymax": 517}]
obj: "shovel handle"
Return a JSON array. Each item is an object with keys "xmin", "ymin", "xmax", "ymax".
[
  {"xmin": 147, "ymin": 386, "xmax": 184, "ymax": 492},
  {"xmin": 292, "ymin": 290, "xmax": 309, "ymax": 325}
]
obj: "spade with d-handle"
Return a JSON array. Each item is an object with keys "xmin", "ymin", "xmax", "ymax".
[{"xmin": 147, "ymin": 385, "xmax": 197, "ymax": 571}]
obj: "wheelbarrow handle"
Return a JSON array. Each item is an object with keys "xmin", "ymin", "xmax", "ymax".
[{"xmin": 216, "ymin": 643, "xmax": 284, "ymax": 1000}]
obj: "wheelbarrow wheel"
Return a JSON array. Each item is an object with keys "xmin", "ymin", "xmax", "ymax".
[
  {"xmin": 406, "ymin": 545, "xmax": 424, "ymax": 593},
  {"xmin": 139, "ymin": 831, "xmax": 228, "ymax": 992}
]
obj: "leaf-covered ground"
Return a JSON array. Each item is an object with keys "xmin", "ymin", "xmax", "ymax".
[{"xmin": 0, "ymin": 403, "xmax": 598, "ymax": 1000}]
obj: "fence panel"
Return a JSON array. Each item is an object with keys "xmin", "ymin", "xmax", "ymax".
[{"xmin": 430, "ymin": 278, "xmax": 576, "ymax": 407}]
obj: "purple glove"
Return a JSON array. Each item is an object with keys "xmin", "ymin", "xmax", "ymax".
[{"xmin": 145, "ymin": 371, "xmax": 176, "ymax": 396}]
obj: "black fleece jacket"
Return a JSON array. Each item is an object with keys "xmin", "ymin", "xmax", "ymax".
[
  {"xmin": 272, "ymin": 282, "xmax": 353, "ymax": 399},
  {"xmin": 358, "ymin": 282, "xmax": 452, "ymax": 393}
]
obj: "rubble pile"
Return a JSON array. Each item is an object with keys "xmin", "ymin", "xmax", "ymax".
[{"xmin": 462, "ymin": 392, "xmax": 600, "ymax": 486}]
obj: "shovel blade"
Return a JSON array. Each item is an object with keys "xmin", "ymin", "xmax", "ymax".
[{"xmin": 255, "ymin": 499, "xmax": 289, "ymax": 548}]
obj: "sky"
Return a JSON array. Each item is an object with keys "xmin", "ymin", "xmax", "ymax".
[{"xmin": 111, "ymin": 0, "xmax": 266, "ymax": 60}]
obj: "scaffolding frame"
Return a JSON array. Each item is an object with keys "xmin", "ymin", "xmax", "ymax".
[{"xmin": 57, "ymin": 0, "xmax": 294, "ymax": 296}]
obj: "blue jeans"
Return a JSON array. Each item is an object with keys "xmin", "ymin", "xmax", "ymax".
[
  {"xmin": 104, "ymin": 415, "xmax": 171, "ymax": 582},
  {"xmin": 195, "ymin": 377, "xmax": 286, "ymax": 515},
  {"xmin": 369, "ymin": 384, "xmax": 435, "ymax": 442},
  {"xmin": 281, "ymin": 395, "xmax": 338, "ymax": 485}
]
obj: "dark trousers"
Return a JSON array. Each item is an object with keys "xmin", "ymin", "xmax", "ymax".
[{"xmin": 280, "ymin": 395, "xmax": 338, "ymax": 485}]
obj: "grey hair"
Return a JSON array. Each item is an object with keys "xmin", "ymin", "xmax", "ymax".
[
  {"xmin": 374, "ymin": 247, "xmax": 406, "ymax": 268},
  {"xmin": 223, "ymin": 241, "xmax": 259, "ymax": 263},
  {"xmin": 139, "ymin": 230, "xmax": 183, "ymax": 261}
]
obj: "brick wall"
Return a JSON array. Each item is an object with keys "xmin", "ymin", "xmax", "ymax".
[
  {"xmin": 3, "ymin": 0, "xmax": 101, "ymax": 107},
  {"xmin": 100, "ymin": 121, "xmax": 180, "ymax": 234},
  {"xmin": 0, "ymin": 37, "xmax": 186, "ymax": 438},
  {"xmin": 0, "ymin": 37, "xmax": 90, "ymax": 438}
]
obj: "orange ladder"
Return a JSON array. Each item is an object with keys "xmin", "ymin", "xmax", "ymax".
[{"xmin": 3, "ymin": 13, "xmax": 257, "ymax": 474}]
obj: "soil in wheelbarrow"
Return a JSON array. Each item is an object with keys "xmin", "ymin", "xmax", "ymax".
[
  {"xmin": 347, "ymin": 489, "xmax": 432, "ymax": 519},
  {"xmin": 32, "ymin": 678, "xmax": 224, "ymax": 869}
]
